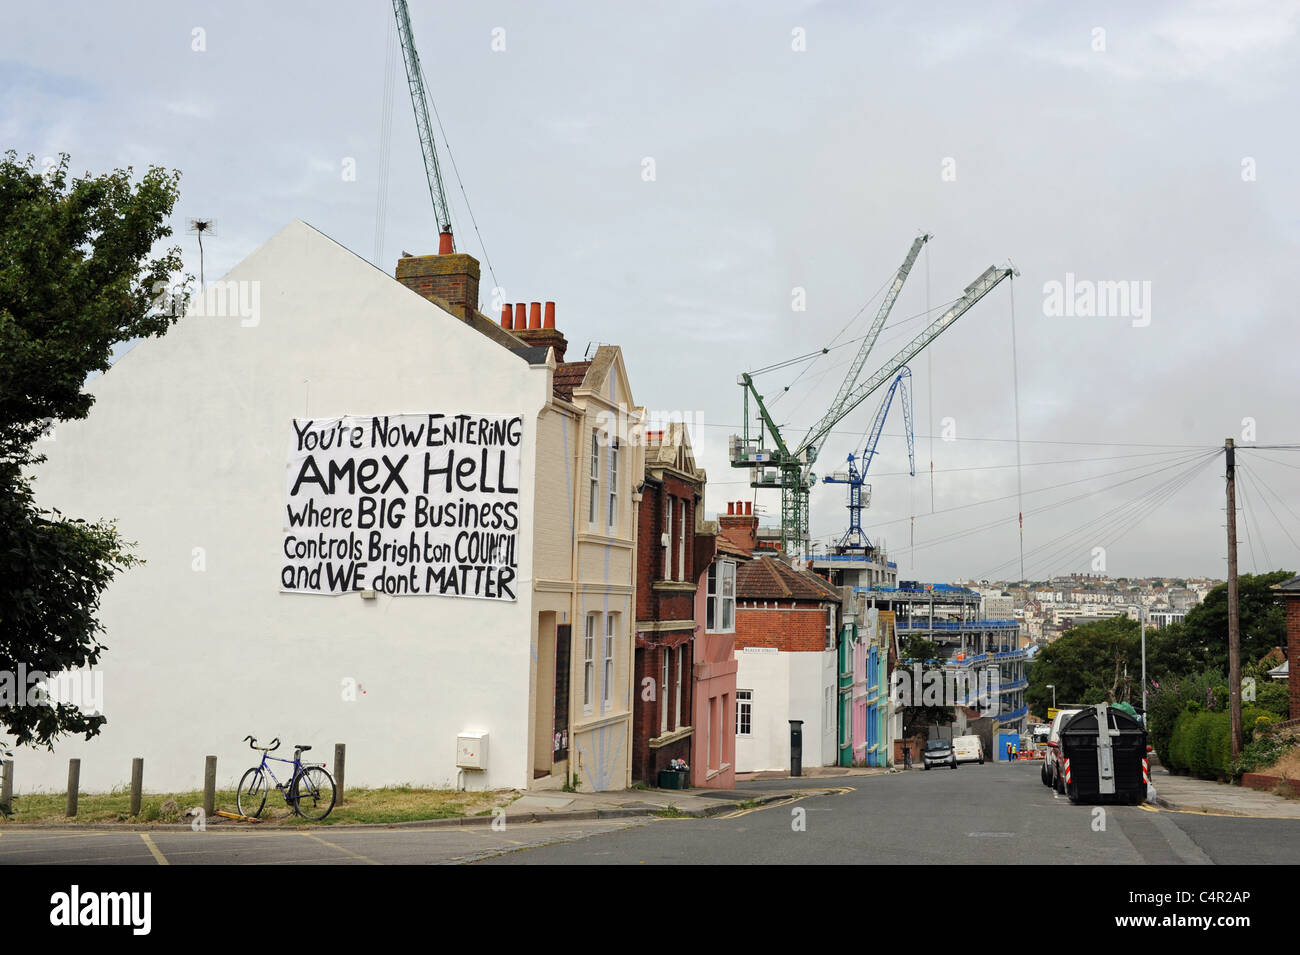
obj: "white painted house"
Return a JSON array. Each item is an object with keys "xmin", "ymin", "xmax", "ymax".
[
  {"xmin": 716, "ymin": 508, "xmax": 841, "ymax": 773},
  {"xmin": 20, "ymin": 220, "xmax": 642, "ymax": 795}
]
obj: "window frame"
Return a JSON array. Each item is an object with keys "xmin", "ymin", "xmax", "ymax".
[
  {"xmin": 674, "ymin": 644, "xmax": 684, "ymax": 729},
  {"xmin": 583, "ymin": 612, "xmax": 597, "ymax": 713},
  {"xmin": 660, "ymin": 649, "xmax": 669, "ymax": 734},
  {"xmin": 736, "ymin": 689, "xmax": 753, "ymax": 736},
  {"xmin": 662, "ymin": 495, "xmax": 673, "ymax": 580},
  {"xmin": 825, "ymin": 605, "xmax": 836, "ymax": 650},
  {"xmin": 607, "ymin": 438, "xmax": 619, "ymax": 531},
  {"xmin": 588, "ymin": 433, "xmax": 600, "ymax": 525},
  {"xmin": 706, "ymin": 560, "xmax": 737, "ymax": 634},
  {"xmin": 603, "ymin": 613, "xmax": 615, "ymax": 709},
  {"xmin": 677, "ymin": 500, "xmax": 686, "ymax": 582}
]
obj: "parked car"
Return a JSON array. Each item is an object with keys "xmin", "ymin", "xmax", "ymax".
[
  {"xmin": 1042, "ymin": 708, "xmax": 1083, "ymax": 790},
  {"xmin": 952, "ymin": 735, "xmax": 984, "ymax": 764},
  {"xmin": 923, "ymin": 738, "xmax": 958, "ymax": 770}
]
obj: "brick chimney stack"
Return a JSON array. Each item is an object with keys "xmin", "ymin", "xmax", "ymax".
[
  {"xmin": 718, "ymin": 500, "xmax": 758, "ymax": 553},
  {"xmin": 502, "ymin": 300, "xmax": 568, "ymax": 363},
  {"xmin": 395, "ymin": 240, "xmax": 480, "ymax": 321}
]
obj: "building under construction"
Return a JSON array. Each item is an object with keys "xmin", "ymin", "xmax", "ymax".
[{"xmin": 862, "ymin": 582, "xmax": 1028, "ymax": 746}]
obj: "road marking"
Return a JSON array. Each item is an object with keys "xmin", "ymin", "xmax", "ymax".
[
  {"xmin": 968, "ymin": 832, "xmax": 1015, "ymax": 837},
  {"xmin": 718, "ymin": 787, "xmax": 851, "ymax": 819},
  {"xmin": 139, "ymin": 833, "xmax": 168, "ymax": 865},
  {"xmin": 297, "ymin": 831, "xmax": 380, "ymax": 865},
  {"xmin": 1137, "ymin": 803, "xmax": 1300, "ymax": 821}
]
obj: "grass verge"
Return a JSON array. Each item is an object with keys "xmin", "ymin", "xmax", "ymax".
[{"xmin": 0, "ymin": 785, "xmax": 519, "ymax": 826}]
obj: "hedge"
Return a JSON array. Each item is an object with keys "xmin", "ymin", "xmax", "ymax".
[{"xmin": 1163, "ymin": 705, "xmax": 1276, "ymax": 779}]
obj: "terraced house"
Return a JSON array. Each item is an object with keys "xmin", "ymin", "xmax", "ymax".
[{"xmin": 21, "ymin": 220, "xmax": 641, "ymax": 795}]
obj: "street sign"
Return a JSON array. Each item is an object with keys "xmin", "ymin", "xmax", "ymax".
[{"xmin": 1048, "ymin": 707, "xmax": 1059, "ymax": 719}]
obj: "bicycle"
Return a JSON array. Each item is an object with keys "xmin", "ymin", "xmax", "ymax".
[{"xmin": 237, "ymin": 736, "xmax": 337, "ymax": 821}]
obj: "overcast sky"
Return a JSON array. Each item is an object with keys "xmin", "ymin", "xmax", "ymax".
[{"xmin": 4, "ymin": 0, "xmax": 1298, "ymax": 583}]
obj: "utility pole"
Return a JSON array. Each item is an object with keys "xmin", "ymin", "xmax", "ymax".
[{"xmin": 1225, "ymin": 438, "xmax": 1243, "ymax": 759}]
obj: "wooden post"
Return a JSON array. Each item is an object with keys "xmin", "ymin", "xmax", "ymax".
[
  {"xmin": 1226, "ymin": 438, "xmax": 1243, "ymax": 758},
  {"xmin": 1, "ymin": 758, "xmax": 12, "ymax": 810},
  {"xmin": 130, "ymin": 758, "xmax": 144, "ymax": 816},
  {"xmin": 334, "ymin": 743, "xmax": 346, "ymax": 806},
  {"xmin": 203, "ymin": 755, "xmax": 217, "ymax": 818},
  {"xmin": 65, "ymin": 759, "xmax": 80, "ymax": 817}
]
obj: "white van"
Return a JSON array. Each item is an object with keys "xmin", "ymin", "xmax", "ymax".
[{"xmin": 952, "ymin": 735, "xmax": 984, "ymax": 764}]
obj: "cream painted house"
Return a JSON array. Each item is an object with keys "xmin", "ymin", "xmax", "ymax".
[{"xmin": 19, "ymin": 220, "xmax": 641, "ymax": 795}]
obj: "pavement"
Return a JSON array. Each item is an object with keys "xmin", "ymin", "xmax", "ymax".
[{"xmin": 1149, "ymin": 766, "xmax": 1300, "ymax": 819}]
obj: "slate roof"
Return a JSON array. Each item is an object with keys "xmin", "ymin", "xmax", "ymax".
[
  {"xmin": 553, "ymin": 361, "xmax": 592, "ymax": 401},
  {"xmin": 1273, "ymin": 574, "xmax": 1300, "ymax": 593},
  {"xmin": 737, "ymin": 555, "xmax": 841, "ymax": 603}
]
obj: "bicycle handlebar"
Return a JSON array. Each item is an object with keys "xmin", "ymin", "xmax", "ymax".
[{"xmin": 245, "ymin": 735, "xmax": 280, "ymax": 752}]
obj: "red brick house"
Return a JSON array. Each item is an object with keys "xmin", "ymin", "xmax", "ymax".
[{"xmin": 631, "ymin": 425, "xmax": 704, "ymax": 785}]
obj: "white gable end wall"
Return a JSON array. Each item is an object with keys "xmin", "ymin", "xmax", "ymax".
[{"xmin": 22, "ymin": 221, "xmax": 549, "ymax": 794}]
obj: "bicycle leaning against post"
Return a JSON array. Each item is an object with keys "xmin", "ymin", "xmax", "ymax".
[{"xmin": 237, "ymin": 736, "xmax": 337, "ymax": 821}]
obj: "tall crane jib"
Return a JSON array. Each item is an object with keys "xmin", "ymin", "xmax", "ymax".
[
  {"xmin": 392, "ymin": 0, "xmax": 455, "ymax": 251},
  {"xmin": 728, "ymin": 236, "xmax": 1016, "ymax": 557}
]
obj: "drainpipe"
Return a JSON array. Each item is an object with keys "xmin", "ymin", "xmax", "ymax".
[
  {"xmin": 626, "ymin": 439, "xmax": 642, "ymax": 790},
  {"xmin": 567, "ymin": 400, "xmax": 583, "ymax": 790}
]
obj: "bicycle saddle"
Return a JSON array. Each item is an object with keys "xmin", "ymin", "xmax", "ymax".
[{"xmin": 293, "ymin": 744, "xmax": 312, "ymax": 752}]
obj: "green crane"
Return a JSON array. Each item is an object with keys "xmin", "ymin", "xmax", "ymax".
[
  {"xmin": 392, "ymin": 0, "xmax": 455, "ymax": 253},
  {"xmin": 729, "ymin": 241, "xmax": 1016, "ymax": 556}
]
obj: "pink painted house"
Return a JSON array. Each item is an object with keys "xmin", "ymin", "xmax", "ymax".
[{"xmin": 689, "ymin": 525, "xmax": 747, "ymax": 788}]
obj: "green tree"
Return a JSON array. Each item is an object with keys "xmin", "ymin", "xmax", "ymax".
[
  {"xmin": 1146, "ymin": 571, "xmax": 1291, "ymax": 681},
  {"xmin": 1027, "ymin": 617, "xmax": 1141, "ymax": 718},
  {"xmin": 0, "ymin": 151, "xmax": 187, "ymax": 749}
]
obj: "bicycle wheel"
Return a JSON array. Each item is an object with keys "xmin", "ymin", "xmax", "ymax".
[
  {"xmin": 236, "ymin": 767, "xmax": 268, "ymax": 818},
  {"xmin": 288, "ymin": 766, "xmax": 336, "ymax": 821}
]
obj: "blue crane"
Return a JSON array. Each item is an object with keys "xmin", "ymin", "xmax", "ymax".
[{"xmin": 822, "ymin": 367, "xmax": 914, "ymax": 550}]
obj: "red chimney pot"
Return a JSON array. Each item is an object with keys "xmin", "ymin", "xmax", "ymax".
[
  {"xmin": 745, "ymin": 501, "xmax": 753, "ymax": 516},
  {"xmin": 544, "ymin": 302, "xmax": 556, "ymax": 329},
  {"xmin": 727, "ymin": 502, "xmax": 735, "ymax": 515},
  {"xmin": 529, "ymin": 302, "xmax": 542, "ymax": 330},
  {"xmin": 500, "ymin": 304, "xmax": 513, "ymax": 329},
  {"xmin": 438, "ymin": 231, "xmax": 453, "ymax": 255}
]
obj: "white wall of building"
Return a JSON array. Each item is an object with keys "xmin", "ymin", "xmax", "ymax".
[
  {"xmin": 733, "ymin": 648, "xmax": 837, "ymax": 773},
  {"xmin": 18, "ymin": 221, "xmax": 552, "ymax": 795}
]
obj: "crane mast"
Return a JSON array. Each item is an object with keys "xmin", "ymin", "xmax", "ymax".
[{"xmin": 392, "ymin": 0, "xmax": 455, "ymax": 251}]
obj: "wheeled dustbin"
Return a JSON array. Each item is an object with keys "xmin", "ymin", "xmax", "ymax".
[{"xmin": 1059, "ymin": 704, "xmax": 1148, "ymax": 805}]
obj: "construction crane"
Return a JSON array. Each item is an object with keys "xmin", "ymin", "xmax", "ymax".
[
  {"xmin": 824, "ymin": 366, "xmax": 914, "ymax": 550},
  {"xmin": 729, "ymin": 245, "xmax": 1016, "ymax": 557},
  {"xmin": 392, "ymin": 0, "xmax": 455, "ymax": 253}
]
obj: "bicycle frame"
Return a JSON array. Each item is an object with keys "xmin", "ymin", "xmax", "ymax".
[{"xmin": 252, "ymin": 750, "xmax": 301, "ymax": 800}]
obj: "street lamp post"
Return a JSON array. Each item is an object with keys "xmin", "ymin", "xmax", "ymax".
[
  {"xmin": 1047, "ymin": 684, "xmax": 1056, "ymax": 710},
  {"xmin": 1140, "ymin": 607, "xmax": 1147, "ymax": 717}
]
